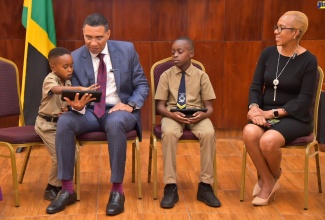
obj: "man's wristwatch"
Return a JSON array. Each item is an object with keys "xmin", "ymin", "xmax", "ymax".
[
  {"xmin": 272, "ymin": 109, "xmax": 279, "ymax": 118},
  {"xmin": 128, "ymin": 102, "xmax": 136, "ymax": 111}
]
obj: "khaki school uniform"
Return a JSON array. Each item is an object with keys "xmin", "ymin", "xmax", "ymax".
[
  {"xmin": 35, "ymin": 72, "xmax": 71, "ymax": 187},
  {"xmin": 154, "ymin": 64, "xmax": 216, "ymax": 184}
]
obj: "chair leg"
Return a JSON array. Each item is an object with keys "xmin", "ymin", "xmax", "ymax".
[
  {"xmin": 153, "ymin": 138, "xmax": 158, "ymax": 200},
  {"xmin": 213, "ymin": 153, "xmax": 217, "ymax": 196},
  {"xmin": 315, "ymin": 144, "xmax": 323, "ymax": 193},
  {"xmin": 76, "ymin": 143, "xmax": 81, "ymax": 201},
  {"xmin": 132, "ymin": 142, "xmax": 136, "ymax": 183},
  {"xmin": 134, "ymin": 140, "xmax": 142, "ymax": 199},
  {"xmin": 18, "ymin": 146, "xmax": 32, "ymax": 183},
  {"xmin": 6, "ymin": 144, "xmax": 20, "ymax": 207},
  {"xmin": 304, "ymin": 144, "xmax": 312, "ymax": 210},
  {"xmin": 240, "ymin": 145, "xmax": 247, "ymax": 202},
  {"xmin": 147, "ymin": 135, "xmax": 153, "ymax": 183}
]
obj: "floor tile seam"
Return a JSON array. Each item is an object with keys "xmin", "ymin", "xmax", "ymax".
[
  {"xmin": 96, "ymin": 144, "xmax": 103, "ymax": 214},
  {"xmin": 177, "ymin": 187, "xmax": 192, "ymax": 217}
]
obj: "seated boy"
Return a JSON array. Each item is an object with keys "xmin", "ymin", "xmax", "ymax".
[
  {"xmin": 35, "ymin": 47, "xmax": 99, "ymax": 201},
  {"xmin": 154, "ymin": 37, "xmax": 221, "ymax": 208}
]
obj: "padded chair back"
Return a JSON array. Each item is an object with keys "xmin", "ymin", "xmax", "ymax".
[
  {"xmin": 0, "ymin": 57, "xmax": 44, "ymax": 207},
  {"xmin": 311, "ymin": 67, "xmax": 323, "ymax": 141},
  {"xmin": 286, "ymin": 66, "xmax": 324, "ymax": 146},
  {"xmin": 0, "ymin": 57, "xmax": 21, "ymax": 118},
  {"xmin": 150, "ymin": 57, "xmax": 205, "ymax": 122},
  {"xmin": 148, "ymin": 57, "xmax": 217, "ymax": 199}
]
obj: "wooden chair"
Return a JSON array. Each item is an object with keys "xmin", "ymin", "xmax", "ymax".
[
  {"xmin": 0, "ymin": 57, "xmax": 44, "ymax": 207},
  {"xmin": 75, "ymin": 130, "xmax": 142, "ymax": 201},
  {"xmin": 240, "ymin": 66, "xmax": 324, "ymax": 210},
  {"xmin": 147, "ymin": 57, "xmax": 217, "ymax": 199}
]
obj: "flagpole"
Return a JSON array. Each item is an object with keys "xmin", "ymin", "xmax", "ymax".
[
  {"xmin": 17, "ymin": 0, "xmax": 33, "ymax": 153},
  {"xmin": 20, "ymin": 0, "xmax": 32, "ymax": 126}
]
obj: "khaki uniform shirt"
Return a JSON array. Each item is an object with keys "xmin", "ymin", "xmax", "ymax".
[
  {"xmin": 154, "ymin": 64, "xmax": 216, "ymax": 110},
  {"xmin": 38, "ymin": 72, "xmax": 71, "ymax": 117}
]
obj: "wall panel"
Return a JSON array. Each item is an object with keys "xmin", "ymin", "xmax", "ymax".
[
  {"xmin": 54, "ymin": 0, "xmax": 114, "ymax": 41},
  {"xmin": 1, "ymin": 0, "xmax": 324, "ymax": 134},
  {"xmin": 193, "ymin": 41, "xmax": 225, "ymax": 127},
  {"xmin": 225, "ymin": 0, "xmax": 263, "ymax": 41},
  {"xmin": 150, "ymin": 0, "xmax": 188, "ymax": 41},
  {"xmin": 188, "ymin": 0, "xmax": 225, "ymax": 40},
  {"xmin": 0, "ymin": 1, "xmax": 25, "ymax": 39},
  {"xmin": 112, "ymin": 0, "xmax": 151, "ymax": 41},
  {"xmin": 223, "ymin": 41, "xmax": 262, "ymax": 128},
  {"xmin": 133, "ymin": 41, "xmax": 152, "ymax": 129}
]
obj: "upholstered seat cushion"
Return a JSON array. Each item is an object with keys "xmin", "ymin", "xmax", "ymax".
[
  {"xmin": 153, "ymin": 124, "xmax": 198, "ymax": 140},
  {"xmin": 77, "ymin": 129, "xmax": 137, "ymax": 141},
  {"xmin": 0, "ymin": 126, "xmax": 42, "ymax": 144},
  {"xmin": 285, "ymin": 133, "xmax": 314, "ymax": 146}
]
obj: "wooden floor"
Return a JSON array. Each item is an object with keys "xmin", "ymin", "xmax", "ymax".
[{"xmin": 1, "ymin": 133, "xmax": 325, "ymax": 219}]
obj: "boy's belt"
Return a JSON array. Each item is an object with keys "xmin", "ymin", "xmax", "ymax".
[{"xmin": 39, "ymin": 114, "xmax": 59, "ymax": 123}]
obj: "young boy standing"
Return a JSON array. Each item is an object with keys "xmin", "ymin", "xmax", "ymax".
[
  {"xmin": 154, "ymin": 37, "xmax": 221, "ymax": 208},
  {"xmin": 35, "ymin": 47, "xmax": 99, "ymax": 201}
]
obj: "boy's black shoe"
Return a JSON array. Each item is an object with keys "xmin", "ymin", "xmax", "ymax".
[
  {"xmin": 160, "ymin": 184, "xmax": 179, "ymax": 208},
  {"xmin": 197, "ymin": 182, "xmax": 221, "ymax": 207},
  {"xmin": 44, "ymin": 185, "xmax": 62, "ymax": 201}
]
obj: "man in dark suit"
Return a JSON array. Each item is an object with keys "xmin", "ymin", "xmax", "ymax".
[{"xmin": 46, "ymin": 13, "xmax": 149, "ymax": 216}]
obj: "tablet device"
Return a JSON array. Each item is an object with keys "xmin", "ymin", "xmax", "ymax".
[
  {"xmin": 61, "ymin": 90, "xmax": 102, "ymax": 102},
  {"xmin": 170, "ymin": 108, "xmax": 207, "ymax": 118}
]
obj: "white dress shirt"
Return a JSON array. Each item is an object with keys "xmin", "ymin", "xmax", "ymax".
[{"xmin": 90, "ymin": 44, "xmax": 121, "ymax": 105}]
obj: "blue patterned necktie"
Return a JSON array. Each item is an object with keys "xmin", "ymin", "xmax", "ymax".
[
  {"xmin": 177, "ymin": 71, "xmax": 186, "ymax": 109},
  {"xmin": 94, "ymin": 53, "xmax": 107, "ymax": 118}
]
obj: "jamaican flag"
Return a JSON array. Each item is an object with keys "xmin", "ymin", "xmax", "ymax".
[{"xmin": 21, "ymin": 0, "xmax": 56, "ymax": 125}]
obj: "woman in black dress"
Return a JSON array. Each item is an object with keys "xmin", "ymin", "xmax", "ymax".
[{"xmin": 243, "ymin": 11, "xmax": 318, "ymax": 206}]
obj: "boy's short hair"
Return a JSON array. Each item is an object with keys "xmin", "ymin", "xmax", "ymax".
[
  {"xmin": 175, "ymin": 36, "xmax": 194, "ymax": 50},
  {"xmin": 48, "ymin": 47, "xmax": 71, "ymax": 61}
]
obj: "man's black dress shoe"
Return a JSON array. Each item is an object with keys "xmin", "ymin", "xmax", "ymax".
[
  {"xmin": 106, "ymin": 191, "xmax": 125, "ymax": 215},
  {"xmin": 160, "ymin": 184, "xmax": 179, "ymax": 208},
  {"xmin": 46, "ymin": 190, "xmax": 76, "ymax": 214},
  {"xmin": 44, "ymin": 187, "xmax": 61, "ymax": 201},
  {"xmin": 197, "ymin": 182, "xmax": 221, "ymax": 207}
]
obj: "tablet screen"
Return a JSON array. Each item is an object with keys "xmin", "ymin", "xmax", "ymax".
[{"xmin": 61, "ymin": 90, "xmax": 102, "ymax": 102}]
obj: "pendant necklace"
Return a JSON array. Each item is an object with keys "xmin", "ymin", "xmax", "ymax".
[{"xmin": 273, "ymin": 46, "xmax": 299, "ymax": 101}]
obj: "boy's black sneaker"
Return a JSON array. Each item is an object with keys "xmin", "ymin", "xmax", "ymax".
[
  {"xmin": 160, "ymin": 184, "xmax": 179, "ymax": 208},
  {"xmin": 197, "ymin": 182, "xmax": 221, "ymax": 207},
  {"xmin": 44, "ymin": 186, "xmax": 62, "ymax": 201}
]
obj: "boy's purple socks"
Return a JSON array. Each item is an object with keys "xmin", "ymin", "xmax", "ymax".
[{"xmin": 62, "ymin": 180, "xmax": 74, "ymax": 194}]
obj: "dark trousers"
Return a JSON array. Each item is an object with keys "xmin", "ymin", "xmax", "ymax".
[{"xmin": 56, "ymin": 109, "xmax": 137, "ymax": 183}]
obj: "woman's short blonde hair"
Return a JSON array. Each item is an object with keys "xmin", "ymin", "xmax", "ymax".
[{"xmin": 284, "ymin": 11, "xmax": 308, "ymax": 40}]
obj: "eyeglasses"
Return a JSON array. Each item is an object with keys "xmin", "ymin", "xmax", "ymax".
[{"xmin": 273, "ymin": 25, "xmax": 296, "ymax": 33}]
